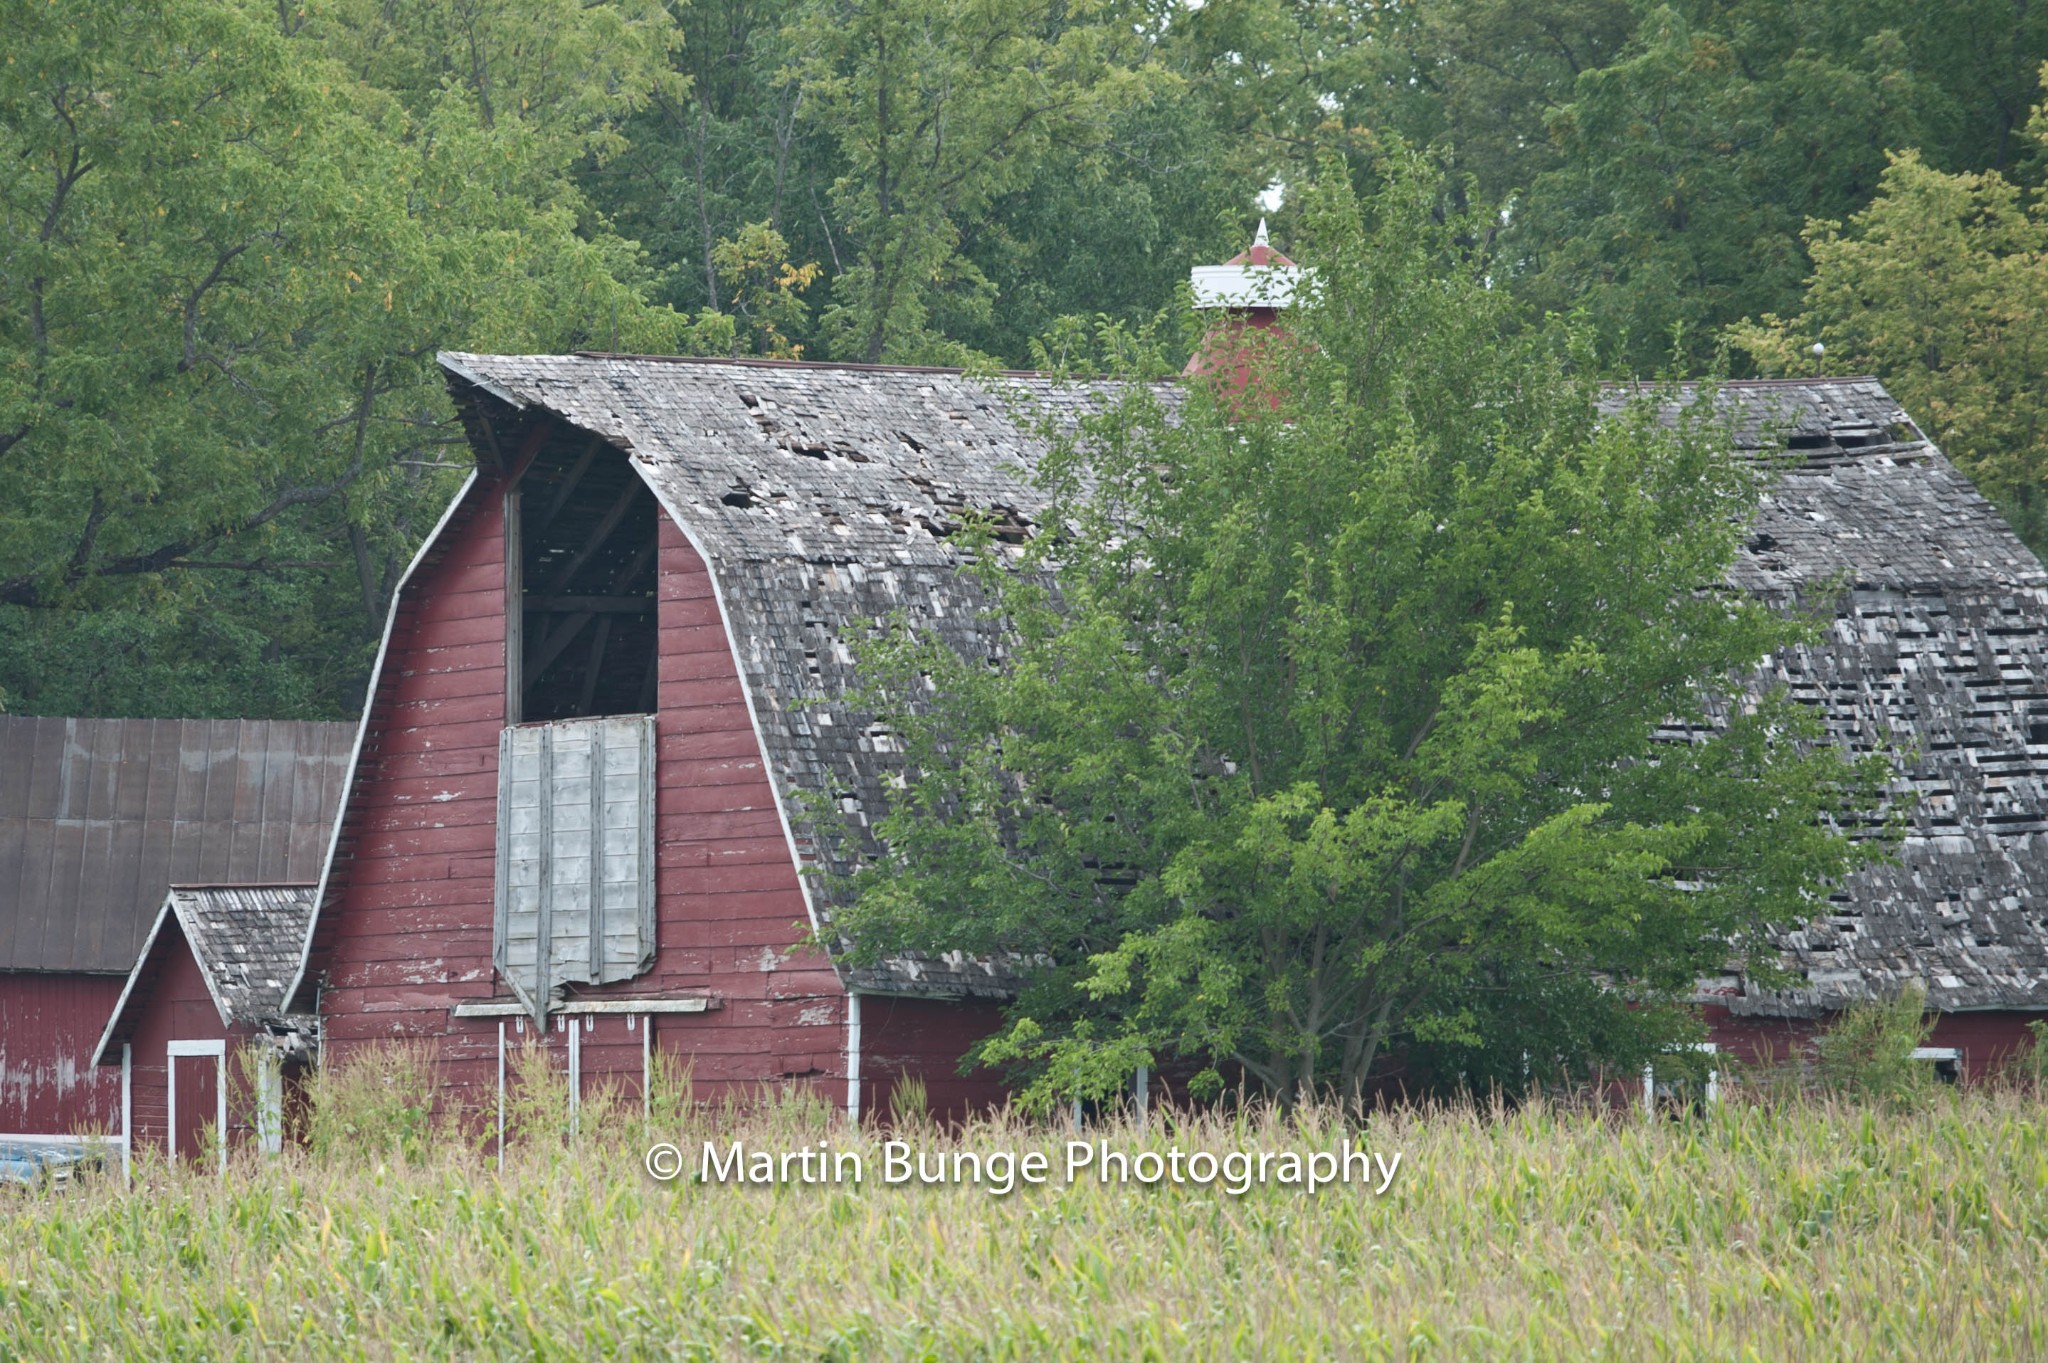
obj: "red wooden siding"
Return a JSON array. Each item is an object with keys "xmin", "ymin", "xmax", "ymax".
[
  {"xmin": 1705, "ymin": 1006, "xmax": 2042, "ymax": 1081},
  {"xmin": 311, "ymin": 468, "xmax": 852, "ymax": 1113},
  {"xmin": 0, "ymin": 972, "xmax": 122, "ymax": 1135},
  {"xmin": 859, "ymin": 995, "xmax": 1009, "ymax": 1124},
  {"xmin": 124, "ymin": 927, "xmax": 257, "ymax": 1158}
]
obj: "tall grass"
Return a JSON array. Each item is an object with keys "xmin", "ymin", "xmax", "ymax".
[
  {"xmin": 1813, "ymin": 986, "xmax": 1939, "ymax": 1106},
  {"xmin": 4, "ymin": 1066, "xmax": 2046, "ymax": 1360}
]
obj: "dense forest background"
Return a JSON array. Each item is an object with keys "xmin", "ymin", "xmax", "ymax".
[{"xmin": 5, "ymin": 0, "xmax": 2047, "ymax": 718}]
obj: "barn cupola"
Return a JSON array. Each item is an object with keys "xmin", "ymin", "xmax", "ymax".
[{"xmin": 1184, "ymin": 219, "xmax": 1303, "ymax": 397}]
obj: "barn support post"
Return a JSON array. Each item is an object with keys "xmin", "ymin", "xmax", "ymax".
[
  {"xmin": 215, "ymin": 1052, "xmax": 227, "ymax": 1177},
  {"xmin": 255, "ymin": 1051, "xmax": 283, "ymax": 1156},
  {"xmin": 504, "ymin": 490, "xmax": 523, "ymax": 725},
  {"xmin": 1134, "ymin": 1066, "xmax": 1149, "ymax": 1127},
  {"xmin": 496, "ymin": 1020, "xmax": 506, "ymax": 1172},
  {"xmin": 120, "ymin": 1043, "xmax": 132, "ymax": 1188},
  {"xmin": 567, "ymin": 1015, "xmax": 582, "ymax": 1137},
  {"xmin": 845, "ymin": 993, "xmax": 862, "ymax": 1125},
  {"xmin": 638, "ymin": 1013, "xmax": 651, "ymax": 1123}
]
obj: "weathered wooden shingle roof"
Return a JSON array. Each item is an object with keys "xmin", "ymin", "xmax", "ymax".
[
  {"xmin": 1615, "ymin": 381, "xmax": 2048, "ymax": 1017},
  {"xmin": 0, "ymin": 718, "xmax": 354, "ymax": 974},
  {"xmin": 94, "ymin": 884, "xmax": 320, "ymax": 1063},
  {"xmin": 443, "ymin": 354, "xmax": 1085, "ymax": 996},
  {"xmin": 441, "ymin": 356, "xmax": 2048, "ymax": 1014},
  {"xmin": 171, "ymin": 885, "xmax": 319, "ymax": 1026}
]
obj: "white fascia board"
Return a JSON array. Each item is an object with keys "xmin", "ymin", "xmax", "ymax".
[
  {"xmin": 452, "ymin": 996, "xmax": 719, "ymax": 1018},
  {"xmin": 1190, "ymin": 264, "xmax": 1306, "ymax": 309},
  {"xmin": 628, "ymin": 464, "xmax": 834, "ymax": 955},
  {"xmin": 166, "ymin": 892, "xmax": 237, "ymax": 1032},
  {"xmin": 280, "ymin": 469, "xmax": 484, "ymax": 1010},
  {"xmin": 90, "ymin": 894, "xmax": 177, "ymax": 1067}
]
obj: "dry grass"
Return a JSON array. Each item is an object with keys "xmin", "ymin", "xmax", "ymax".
[{"xmin": 4, "ymin": 1077, "xmax": 2047, "ymax": 1360}]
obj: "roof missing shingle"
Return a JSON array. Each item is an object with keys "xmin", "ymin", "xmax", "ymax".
[
  {"xmin": 170, "ymin": 885, "xmax": 320, "ymax": 1026},
  {"xmin": 94, "ymin": 884, "xmax": 320, "ymax": 1064},
  {"xmin": 440, "ymin": 356, "xmax": 2048, "ymax": 1014}
]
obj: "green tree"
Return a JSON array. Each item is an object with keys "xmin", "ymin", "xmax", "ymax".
[
  {"xmin": 787, "ymin": 0, "xmax": 1169, "ymax": 364},
  {"xmin": 838, "ymin": 155, "xmax": 1885, "ymax": 1107},
  {"xmin": 582, "ymin": 0, "xmax": 843, "ymax": 337},
  {"xmin": 1729, "ymin": 145, "xmax": 2048, "ymax": 556},
  {"xmin": 0, "ymin": 0, "xmax": 679, "ymax": 716},
  {"xmin": 1486, "ymin": 0, "xmax": 2048, "ymax": 372},
  {"xmin": 294, "ymin": 0, "xmax": 684, "ymax": 163}
]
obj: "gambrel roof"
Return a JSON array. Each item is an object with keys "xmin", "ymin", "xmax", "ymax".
[
  {"xmin": 440, "ymin": 355, "xmax": 2048, "ymax": 1015},
  {"xmin": 1619, "ymin": 381, "xmax": 2048, "ymax": 1016}
]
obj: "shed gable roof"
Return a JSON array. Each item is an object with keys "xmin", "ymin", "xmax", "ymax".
[{"xmin": 440, "ymin": 355, "xmax": 2048, "ymax": 1015}]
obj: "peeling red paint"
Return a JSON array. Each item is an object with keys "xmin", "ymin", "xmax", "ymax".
[{"xmin": 0, "ymin": 973, "xmax": 123, "ymax": 1135}]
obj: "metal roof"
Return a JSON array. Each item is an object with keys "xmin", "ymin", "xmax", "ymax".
[
  {"xmin": 438, "ymin": 356, "xmax": 2048, "ymax": 1014},
  {"xmin": 0, "ymin": 718, "xmax": 353, "ymax": 973}
]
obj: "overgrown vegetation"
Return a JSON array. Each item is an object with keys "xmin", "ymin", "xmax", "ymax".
[
  {"xmin": 840, "ymin": 156, "xmax": 1894, "ymax": 1109},
  {"xmin": 1813, "ymin": 987, "xmax": 1940, "ymax": 1108},
  {"xmin": 5, "ymin": 1049, "xmax": 2047, "ymax": 1360},
  {"xmin": 302, "ymin": 1040, "xmax": 442, "ymax": 1162}
]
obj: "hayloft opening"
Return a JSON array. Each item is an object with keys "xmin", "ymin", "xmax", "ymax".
[{"xmin": 506, "ymin": 431, "xmax": 660, "ymax": 722}]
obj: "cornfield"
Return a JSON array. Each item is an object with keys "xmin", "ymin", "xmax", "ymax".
[{"xmin": 4, "ymin": 1077, "xmax": 2046, "ymax": 1360}]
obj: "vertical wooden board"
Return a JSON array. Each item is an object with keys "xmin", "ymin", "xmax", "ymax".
[
  {"xmin": 494, "ymin": 727, "xmax": 546, "ymax": 1002},
  {"xmin": 503, "ymin": 490, "xmax": 523, "ymax": 726},
  {"xmin": 493, "ymin": 714, "xmax": 658, "ymax": 1001},
  {"xmin": 544, "ymin": 727, "xmax": 594, "ymax": 984}
]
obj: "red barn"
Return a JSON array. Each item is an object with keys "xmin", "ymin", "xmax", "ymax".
[
  {"xmin": 287, "ymin": 354, "xmax": 1070, "ymax": 1124},
  {"xmin": 0, "ymin": 718, "xmax": 349, "ymax": 1144},
  {"xmin": 1606, "ymin": 381, "xmax": 2048, "ymax": 1084},
  {"xmin": 93, "ymin": 885, "xmax": 317, "ymax": 1169},
  {"xmin": 285, "ymin": 349, "xmax": 2044, "ymax": 1117}
]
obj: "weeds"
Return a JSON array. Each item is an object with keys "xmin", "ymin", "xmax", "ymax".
[
  {"xmin": 5, "ymin": 1072, "xmax": 2047, "ymax": 1361},
  {"xmin": 1813, "ymin": 986, "xmax": 1939, "ymax": 1107},
  {"xmin": 302, "ymin": 1039, "xmax": 441, "ymax": 1162}
]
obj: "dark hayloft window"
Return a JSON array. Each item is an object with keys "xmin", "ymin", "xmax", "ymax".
[{"xmin": 506, "ymin": 430, "xmax": 660, "ymax": 722}]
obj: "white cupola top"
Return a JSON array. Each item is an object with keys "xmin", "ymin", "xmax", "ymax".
[{"xmin": 1190, "ymin": 219, "xmax": 1303, "ymax": 310}]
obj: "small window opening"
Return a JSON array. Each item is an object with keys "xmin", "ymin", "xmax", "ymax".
[
  {"xmin": 508, "ymin": 432, "xmax": 660, "ymax": 721},
  {"xmin": 1910, "ymin": 1046, "xmax": 1962, "ymax": 1085},
  {"xmin": 1643, "ymin": 1042, "xmax": 1720, "ymax": 1115}
]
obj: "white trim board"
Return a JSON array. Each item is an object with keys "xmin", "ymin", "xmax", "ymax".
[
  {"xmin": 165, "ymin": 1040, "xmax": 229, "ymax": 1175},
  {"xmin": 452, "ymin": 996, "xmax": 718, "ymax": 1019},
  {"xmin": 89, "ymin": 894, "xmax": 176, "ymax": 1068},
  {"xmin": 280, "ymin": 469, "xmax": 484, "ymax": 1011}
]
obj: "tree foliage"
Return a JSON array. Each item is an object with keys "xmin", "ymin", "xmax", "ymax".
[
  {"xmin": 6, "ymin": 0, "xmax": 2047, "ymax": 723},
  {"xmin": 837, "ymin": 157, "xmax": 1889, "ymax": 1107},
  {"xmin": 787, "ymin": 0, "xmax": 1170, "ymax": 364},
  {"xmin": 1729, "ymin": 139, "xmax": 2048, "ymax": 557},
  {"xmin": 0, "ymin": 0, "xmax": 681, "ymax": 714}
]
